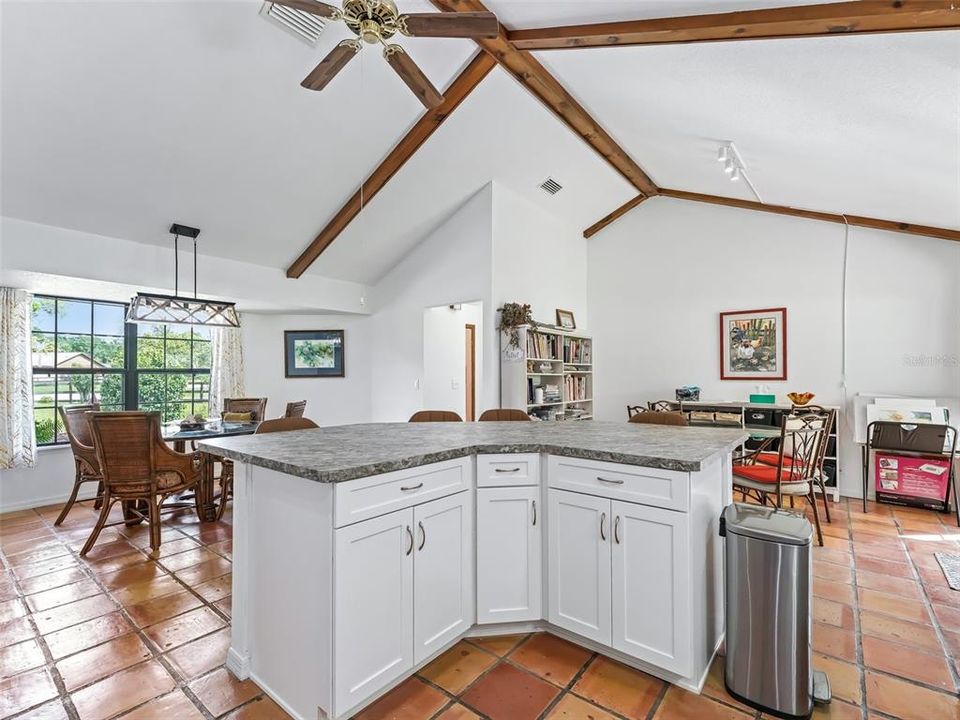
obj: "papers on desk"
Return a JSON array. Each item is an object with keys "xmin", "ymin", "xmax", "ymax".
[{"xmin": 865, "ymin": 397, "xmax": 949, "ymax": 428}]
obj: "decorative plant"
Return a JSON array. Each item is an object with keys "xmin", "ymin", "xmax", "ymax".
[{"xmin": 498, "ymin": 302, "xmax": 534, "ymax": 349}]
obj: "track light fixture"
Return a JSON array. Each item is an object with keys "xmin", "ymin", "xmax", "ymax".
[{"xmin": 715, "ymin": 141, "xmax": 761, "ymax": 201}]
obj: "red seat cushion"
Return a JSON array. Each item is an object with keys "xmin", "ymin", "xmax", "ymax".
[
  {"xmin": 755, "ymin": 452, "xmax": 797, "ymax": 467},
  {"xmin": 733, "ymin": 464, "xmax": 806, "ymax": 485}
]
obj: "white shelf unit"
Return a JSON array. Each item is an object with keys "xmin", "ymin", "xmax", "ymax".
[{"xmin": 501, "ymin": 326, "xmax": 593, "ymax": 421}]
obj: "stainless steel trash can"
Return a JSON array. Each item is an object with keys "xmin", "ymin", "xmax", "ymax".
[{"xmin": 720, "ymin": 503, "xmax": 821, "ymax": 720}]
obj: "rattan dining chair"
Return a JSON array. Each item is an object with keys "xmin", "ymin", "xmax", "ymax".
[
  {"xmin": 629, "ymin": 411, "xmax": 688, "ymax": 426},
  {"xmin": 256, "ymin": 417, "xmax": 319, "ymax": 434},
  {"xmin": 478, "ymin": 409, "xmax": 531, "ymax": 421},
  {"xmin": 408, "ymin": 410, "xmax": 463, "ymax": 422},
  {"xmin": 55, "ymin": 404, "xmax": 104, "ymax": 526},
  {"xmin": 626, "ymin": 405, "xmax": 646, "ymax": 419},
  {"xmin": 648, "ymin": 400, "xmax": 675, "ymax": 412},
  {"xmin": 283, "ymin": 400, "xmax": 307, "ymax": 418},
  {"xmin": 212, "ymin": 398, "xmax": 268, "ymax": 521},
  {"xmin": 83, "ymin": 411, "xmax": 201, "ymax": 555}
]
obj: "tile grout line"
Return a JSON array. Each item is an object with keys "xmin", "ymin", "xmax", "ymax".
[{"xmin": 843, "ymin": 500, "xmax": 870, "ymax": 720}]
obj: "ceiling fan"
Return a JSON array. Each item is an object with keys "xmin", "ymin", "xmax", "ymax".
[{"xmin": 270, "ymin": 0, "xmax": 499, "ymax": 108}]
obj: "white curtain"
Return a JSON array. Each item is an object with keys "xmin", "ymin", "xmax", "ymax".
[
  {"xmin": 0, "ymin": 288, "xmax": 36, "ymax": 469},
  {"xmin": 209, "ymin": 326, "xmax": 245, "ymax": 417}
]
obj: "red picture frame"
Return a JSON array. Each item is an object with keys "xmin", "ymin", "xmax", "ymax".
[{"xmin": 719, "ymin": 307, "xmax": 787, "ymax": 381}]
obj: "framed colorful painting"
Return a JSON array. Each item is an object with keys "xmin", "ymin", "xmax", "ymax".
[
  {"xmin": 719, "ymin": 308, "xmax": 787, "ymax": 381},
  {"xmin": 284, "ymin": 330, "xmax": 345, "ymax": 378}
]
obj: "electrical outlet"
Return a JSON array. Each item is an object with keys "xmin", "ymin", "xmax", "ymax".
[{"xmin": 451, "ymin": 379, "xmax": 461, "ymax": 390}]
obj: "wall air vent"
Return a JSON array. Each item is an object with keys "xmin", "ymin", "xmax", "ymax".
[
  {"xmin": 539, "ymin": 177, "xmax": 563, "ymax": 196},
  {"xmin": 260, "ymin": 2, "xmax": 326, "ymax": 47}
]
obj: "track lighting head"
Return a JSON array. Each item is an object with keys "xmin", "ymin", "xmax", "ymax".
[
  {"xmin": 730, "ymin": 167, "xmax": 741, "ymax": 182},
  {"xmin": 724, "ymin": 158, "xmax": 735, "ymax": 174},
  {"xmin": 717, "ymin": 146, "xmax": 729, "ymax": 163}
]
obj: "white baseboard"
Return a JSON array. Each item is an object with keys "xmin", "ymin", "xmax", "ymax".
[
  {"xmin": 0, "ymin": 490, "xmax": 97, "ymax": 514},
  {"xmin": 226, "ymin": 647, "xmax": 251, "ymax": 680}
]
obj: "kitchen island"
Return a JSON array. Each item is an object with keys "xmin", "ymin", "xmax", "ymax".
[{"xmin": 201, "ymin": 421, "xmax": 747, "ymax": 720}]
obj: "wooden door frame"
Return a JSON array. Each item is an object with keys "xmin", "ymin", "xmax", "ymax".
[{"xmin": 465, "ymin": 323, "xmax": 476, "ymax": 422}]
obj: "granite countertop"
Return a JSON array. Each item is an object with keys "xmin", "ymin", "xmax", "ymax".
[{"xmin": 198, "ymin": 421, "xmax": 748, "ymax": 483}]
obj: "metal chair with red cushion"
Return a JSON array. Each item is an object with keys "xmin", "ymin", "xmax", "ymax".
[{"xmin": 733, "ymin": 412, "xmax": 827, "ymax": 545}]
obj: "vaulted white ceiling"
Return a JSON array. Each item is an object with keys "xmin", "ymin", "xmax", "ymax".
[{"xmin": 2, "ymin": 0, "xmax": 958, "ymax": 287}]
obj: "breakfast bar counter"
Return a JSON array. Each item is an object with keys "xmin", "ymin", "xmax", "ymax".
[{"xmin": 201, "ymin": 422, "xmax": 747, "ymax": 720}]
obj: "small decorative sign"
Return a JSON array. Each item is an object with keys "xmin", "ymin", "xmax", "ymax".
[{"xmin": 284, "ymin": 330, "xmax": 345, "ymax": 378}]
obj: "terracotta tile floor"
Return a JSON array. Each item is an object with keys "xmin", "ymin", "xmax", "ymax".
[{"xmin": 2, "ymin": 499, "xmax": 960, "ymax": 719}]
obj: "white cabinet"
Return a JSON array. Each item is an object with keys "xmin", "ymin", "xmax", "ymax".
[
  {"xmin": 477, "ymin": 486, "xmax": 541, "ymax": 624},
  {"xmin": 334, "ymin": 507, "xmax": 414, "ymax": 714},
  {"xmin": 611, "ymin": 500, "xmax": 690, "ymax": 675},
  {"xmin": 547, "ymin": 490, "xmax": 691, "ymax": 674},
  {"xmin": 334, "ymin": 491, "xmax": 473, "ymax": 713},
  {"xmin": 547, "ymin": 489, "xmax": 611, "ymax": 645},
  {"xmin": 413, "ymin": 491, "xmax": 474, "ymax": 663}
]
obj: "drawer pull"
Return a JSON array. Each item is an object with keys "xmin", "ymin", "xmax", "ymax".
[
  {"xmin": 405, "ymin": 525, "xmax": 414, "ymax": 556},
  {"xmin": 531, "ymin": 500, "xmax": 537, "ymax": 526},
  {"xmin": 495, "ymin": 467, "xmax": 521, "ymax": 473},
  {"xmin": 596, "ymin": 476, "xmax": 625, "ymax": 485},
  {"xmin": 600, "ymin": 512, "xmax": 607, "ymax": 541},
  {"xmin": 400, "ymin": 483, "xmax": 424, "ymax": 492}
]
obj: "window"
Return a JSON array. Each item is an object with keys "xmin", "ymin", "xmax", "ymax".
[
  {"xmin": 31, "ymin": 295, "xmax": 213, "ymax": 445},
  {"xmin": 31, "ymin": 296, "xmax": 127, "ymax": 445},
  {"xmin": 135, "ymin": 324, "xmax": 211, "ymax": 422}
]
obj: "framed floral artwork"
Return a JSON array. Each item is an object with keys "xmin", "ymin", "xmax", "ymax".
[
  {"xmin": 284, "ymin": 330, "xmax": 345, "ymax": 378},
  {"xmin": 719, "ymin": 308, "xmax": 787, "ymax": 381}
]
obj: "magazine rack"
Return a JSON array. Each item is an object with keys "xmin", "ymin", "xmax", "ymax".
[{"xmin": 862, "ymin": 421, "xmax": 958, "ymax": 525}]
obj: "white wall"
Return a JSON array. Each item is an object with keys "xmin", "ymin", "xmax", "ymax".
[
  {"xmin": 492, "ymin": 183, "xmax": 589, "ymax": 330},
  {"xmin": 1, "ymin": 216, "xmax": 369, "ymax": 315},
  {"xmin": 0, "ymin": 449, "xmax": 81, "ymax": 514},
  {"xmin": 369, "ymin": 184, "xmax": 496, "ymax": 421},
  {"xmin": 422, "ymin": 302, "xmax": 483, "ymax": 419},
  {"xmin": 587, "ymin": 197, "xmax": 960, "ymax": 497},
  {"xmin": 240, "ymin": 313, "xmax": 372, "ymax": 426}
]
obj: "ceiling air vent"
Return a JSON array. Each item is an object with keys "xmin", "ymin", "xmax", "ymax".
[
  {"xmin": 539, "ymin": 177, "xmax": 563, "ymax": 196},
  {"xmin": 260, "ymin": 2, "xmax": 327, "ymax": 47}
]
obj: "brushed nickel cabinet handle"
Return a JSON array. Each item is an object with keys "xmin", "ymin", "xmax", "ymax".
[
  {"xmin": 400, "ymin": 483, "xmax": 424, "ymax": 492},
  {"xmin": 531, "ymin": 500, "xmax": 537, "ymax": 526},
  {"xmin": 405, "ymin": 525, "xmax": 414, "ymax": 556},
  {"xmin": 418, "ymin": 521, "xmax": 426, "ymax": 551},
  {"xmin": 597, "ymin": 476, "xmax": 625, "ymax": 485},
  {"xmin": 614, "ymin": 515, "xmax": 622, "ymax": 545},
  {"xmin": 495, "ymin": 467, "xmax": 521, "ymax": 473},
  {"xmin": 600, "ymin": 512, "xmax": 607, "ymax": 541}
]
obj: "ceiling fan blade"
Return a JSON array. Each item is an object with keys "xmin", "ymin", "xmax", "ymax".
[
  {"xmin": 301, "ymin": 40, "xmax": 361, "ymax": 91},
  {"xmin": 398, "ymin": 12, "xmax": 499, "ymax": 39},
  {"xmin": 269, "ymin": 0, "xmax": 341, "ymax": 19},
  {"xmin": 383, "ymin": 45, "xmax": 444, "ymax": 109}
]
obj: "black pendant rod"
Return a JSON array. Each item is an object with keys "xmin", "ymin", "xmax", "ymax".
[{"xmin": 174, "ymin": 233, "xmax": 179, "ymax": 297}]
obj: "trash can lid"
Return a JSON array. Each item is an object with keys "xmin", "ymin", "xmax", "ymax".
[{"xmin": 722, "ymin": 503, "xmax": 812, "ymax": 546}]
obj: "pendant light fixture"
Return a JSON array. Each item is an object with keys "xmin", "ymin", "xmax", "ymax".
[{"xmin": 126, "ymin": 224, "xmax": 241, "ymax": 328}]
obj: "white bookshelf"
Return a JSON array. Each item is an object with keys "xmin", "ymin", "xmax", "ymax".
[{"xmin": 500, "ymin": 325, "xmax": 593, "ymax": 421}]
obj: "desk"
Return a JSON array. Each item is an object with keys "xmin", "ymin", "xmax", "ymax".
[{"xmin": 163, "ymin": 422, "xmax": 260, "ymax": 521}]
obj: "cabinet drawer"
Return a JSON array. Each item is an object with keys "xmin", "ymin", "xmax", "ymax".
[
  {"xmin": 334, "ymin": 457, "xmax": 471, "ymax": 528},
  {"xmin": 477, "ymin": 454, "xmax": 540, "ymax": 487},
  {"xmin": 547, "ymin": 455, "xmax": 689, "ymax": 512}
]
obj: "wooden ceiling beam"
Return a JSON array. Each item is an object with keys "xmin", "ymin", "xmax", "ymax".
[
  {"xmin": 582, "ymin": 187, "xmax": 960, "ymax": 242},
  {"xmin": 430, "ymin": 0, "xmax": 658, "ymax": 196},
  {"xmin": 509, "ymin": 1, "xmax": 960, "ymax": 51},
  {"xmin": 286, "ymin": 51, "xmax": 496, "ymax": 278}
]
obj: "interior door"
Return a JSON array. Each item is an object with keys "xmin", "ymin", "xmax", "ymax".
[
  {"xmin": 413, "ymin": 490, "xmax": 474, "ymax": 663},
  {"xmin": 611, "ymin": 500, "xmax": 691, "ymax": 674},
  {"xmin": 477, "ymin": 486, "xmax": 541, "ymax": 624},
  {"xmin": 334, "ymin": 507, "xmax": 414, "ymax": 715},
  {"xmin": 547, "ymin": 489, "xmax": 611, "ymax": 645},
  {"xmin": 464, "ymin": 323, "xmax": 476, "ymax": 421}
]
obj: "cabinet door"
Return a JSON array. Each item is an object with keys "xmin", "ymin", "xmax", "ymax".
[
  {"xmin": 611, "ymin": 500, "xmax": 691, "ymax": 675},
  {"xmin": 477, "ymin": 486, "xmax": 541, "ymax": 624},
  {"xmin": 413, "ymin": 490, "xmax": 474, "ymax": 664},
  {"xmin": 547, "ymin": 489, "xmax": 611, "ymax": 645},
  {"xmin": 334, "ymin": 507, "xmax": 414, "ymax": 715}
]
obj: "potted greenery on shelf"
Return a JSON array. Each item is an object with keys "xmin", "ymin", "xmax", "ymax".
[{"xmin": 497, "ymin": 302, "xmax": 534, "ymax": 349}]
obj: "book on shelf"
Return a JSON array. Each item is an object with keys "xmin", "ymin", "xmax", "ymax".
[
  {"xmin": 563, "ymin": 337, "xmax": 591, "ymax": 364},
  {"xmin": 526, "ymin": 331, "xmax": 560, "ymax": 360},
  {"xmin": 564, "ymin": 375, "xmax": 588, "ymax": 401}
]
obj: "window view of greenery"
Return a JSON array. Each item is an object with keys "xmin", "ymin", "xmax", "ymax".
[
  {"xmin": 136, "ymin": 323, "xmax": 211, "ymax": 423},
  {"xmin": 31, "ymin": 296, "xmax": 212, "ymax": 445}
]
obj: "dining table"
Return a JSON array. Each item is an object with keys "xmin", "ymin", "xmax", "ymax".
[{"xmin": 163, "ymin": 421, "xmax": 260, "ymax": 521}]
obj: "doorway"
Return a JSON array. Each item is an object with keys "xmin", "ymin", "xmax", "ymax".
[
  {"xmin": 465, "ymin": 324, "xmax": 476, "ymax": 421},
  {"xmin": 422, "ymin": 301, "xmax": 483, "ymax": 419}
]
